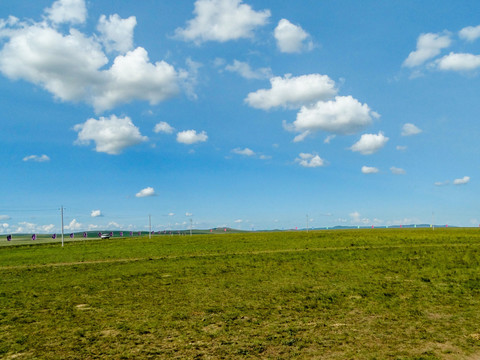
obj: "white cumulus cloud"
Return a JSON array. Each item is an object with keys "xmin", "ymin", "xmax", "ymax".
[
  {"xmin": 154, "ymin": 121, "xmax": 175, "ymax": 134},
  {"xmin": 459, "ymin": 25, "xmax": 480, "ymax": 42},
  {"xmin": 175, "ymin": 0, "xmax": 270, "ymax": 44},
  {"xmin": 91, "ymin": 210, "xmax": 102, "ymax": 217},
  {"xmin": 23, "ymin": 154, "xmax": 50, "ymax": 162},
  {"xmin": 74, "ymin": 115, "xmax": 148, "ymax": 155},
  {"xmin": 436, "ymin": 52, "xmax": 480, "ymax": 72},
  {"xmin": 65, "ymin": 219, "xmax": 82, "ymax": 230},
  {"xmin": 292, "ymin": 96, "xmax": 376, "ymax": 137},
  {"xmin": 45, "ymin": 0, "xmax": 87, "ymax": 25},
  {"xmin": 295, "ymin": 153, "xmax": 325, "ymax": 168},
  {"xmin": 176, "ymin": 130, "xmax": 208, "ymax": 144},
  {"xmin": 274, "ymin": 19, "xmax": 313, "ymax": 53},
  {"xmin": 350, "ymin": 132, "xmax": 389, "ymax": 155},
  {"xmin": 97, "ymin": 14, "xmax": 137, "ymax": 54},
  {"xmin": 401, "ymin": 123, "xmax": 422, "ymax": 136},
  {"xmin": 93, "ymin": 47, "xmax": 180, "ymax": 112},
  {"xmin": 245, "ymin": 73, "xmax": 337, "ymax": 110},
  {"xmin": 136, "ymin": 187, "xmax": 156, "ymax": 198},
  {"xmin": 0, "ymin": 8, "xmax": 180, "ymax": 113},
  {"xmin": 453, "ymin": 176, "xmax": 470, "ymax": 185},
  {"xmin": 403, "ymin": 32, "xmax": 451, "ymax": 67},
  {"xmin": 361, "ymin": 166, "xmax": 379, "ymax": 174}
]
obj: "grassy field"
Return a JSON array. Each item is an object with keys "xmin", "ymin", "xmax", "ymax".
[{"xmin": 1, "ymin": 228, "xmax": 480, "ymax": 359}]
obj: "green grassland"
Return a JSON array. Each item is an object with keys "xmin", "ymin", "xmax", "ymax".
[{"xmin": 1, "ymin": 228, "xmax": 480, "ymax": 359}]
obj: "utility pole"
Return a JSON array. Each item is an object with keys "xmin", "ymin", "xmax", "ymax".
[
  {"xmin": 61, "ymin": 205, "xmax": 64, "ymax": 247},
  {"xmin": 149, "ymin": 214, "xmax": 152, "ymax": 239},
  {"xmin": 190, "ymin": 218, "xmax": 193, "ymax": 236},
  {"xmin": 306, "ymin": 214, "xmax": 309, "ymax": 233}
]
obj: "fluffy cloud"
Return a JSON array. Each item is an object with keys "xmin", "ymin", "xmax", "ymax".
[
  {"xmin": 154, "ymin": 121, "xmax": 175, "ymax": 134},
  {"xmin": 403, "ymin": 32, "xmax": 451, "ymax": 67},
  {"xmin": 245, "ymin": 74, "xmax": 337, "ymax": 110},
  {"xmin": 225, "ymin": 60, "xmax": 272, "ymax": 79},
  {"xmin": 453, "ymin": 176, "xmax": 470, "ymax": 185},
  {"xmin": 436, "ymin": 52, "xmax": 480, "ymax": 72},
  {"xmin": 295, "ymin": 153, "xmax": 325, "ymax": 168},
  {"xmin": 0, "ymin": 215, "xmax": 11, "ymax": 221},
  {"xmin": 390, "ymin": 167, "xmax": 406, "ymax": 175},
  {"xmin": 459, "ymin": 25, "xmax": 480, "ymax": 42},
  {"xmin": 0, "ymin": 25, "xmax": 108, "ymax": 103},
  {"xmin": 350, "ymin": 132, "xmax": 389, "ymax": 155},
  {"xmin": 65, "ymin": 219, "xmax": 82, "ymax": 230},
  {"xmin": 136, "ymin": 187, "xmax": 156, "ymax": 198},
  {"xmin": 176, "ymin": 130, "xmax": 208, "ymax": 144},
  {"xmin": 401, "ymin": 123, "xmax": 422, "ymax": 136},
  {"xmin": 0, "ymin": 7, "xmax": 180, "ymax": 113},
  {"xmin": 93, "ymin": 47, "xmax": 179, "ymax": 112},
  {"xmin": 74, "ymin": 115, "xmax": 148, "ymax": 155},
  {"xmin": 361, "ymin": 166, "xmax": 379, "ymax": 174},
  {"xmin": 232, "ymin": 147, "xmax": 255, "ymax": 156},
  {"xmin": 91, "ymin": 210, "xmax": 102, "ymax": 217},
  {"xmin": 23, "ymin": 154, "xmax": 50, "ymax": 162},
  {"xmin": 175, "ymin": 0, "xmax": 270, "ymax": 44},
  {"xmin": 274, "ymin": 19, "xmax": 313, "ymax": 53},
  {"xmin": 45, "ymin": 0, "xmax": 87, "ymax": 25},
  {"xmin": 97, "ymin": 14, "xmax": 137, "ymax": 53},
  {"xmin": 292, "ymin": 96, "xmax": 376, "ymax": 137}
]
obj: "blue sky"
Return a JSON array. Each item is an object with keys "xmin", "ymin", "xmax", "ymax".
[{"xmin": 1, "ymin": 0, "xmax": 479, "ymax": 234}]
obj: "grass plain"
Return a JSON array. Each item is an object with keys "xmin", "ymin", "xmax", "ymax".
[{"xmin": 1, "ymin": 228, "xmax": 480, "ymax": 359}]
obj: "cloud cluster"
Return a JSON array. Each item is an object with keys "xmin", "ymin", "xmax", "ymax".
[
  {"xmin": 175, "ymin": 0, "xmax": 270, "ymax": 44},
  {"xmin": 403, "ymin": 32, "xmax": 451, "ymax": 68},
  {"xmin": 0, "ymin": 0, "xmax": 181, "ymax": 113},
  {"xmin": 404, "ymin": 26, "xmax": 480, "ymax": 74},
  {"xmin": 295, "ymin": 153, "xmax": 325, "ymax": 168},
  {"xmin": 246, "ymin": 73, "xmax": 380, "ymax": 143}
]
